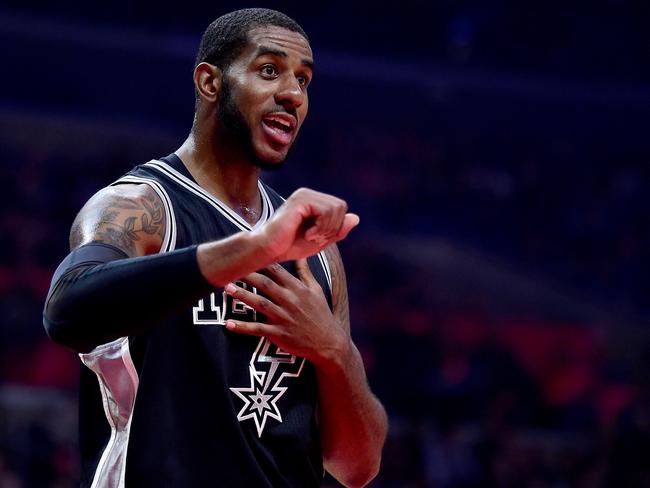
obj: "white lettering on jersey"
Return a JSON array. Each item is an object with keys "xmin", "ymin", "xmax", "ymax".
[{"xmin": 192, "ymin": 281, "xmax": 257, "ymax": 325}]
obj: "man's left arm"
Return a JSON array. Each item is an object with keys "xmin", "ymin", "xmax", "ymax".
[
  {"xmin": 314, "ymin": 244, "xmax": 388, "ymax": 487},
  {"xmin": 223, "ymin": 246, "xmax": 388, "ymax": 487}
]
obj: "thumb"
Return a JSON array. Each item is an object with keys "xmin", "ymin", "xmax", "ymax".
[{"xmin": 335, "ymin": 213, "xmax": 360, "ymax": 241}]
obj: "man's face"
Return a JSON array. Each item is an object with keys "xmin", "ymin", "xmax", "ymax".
[{"xmin": 218, "ymin": 25, "xmax": 313, "ymax": 169}]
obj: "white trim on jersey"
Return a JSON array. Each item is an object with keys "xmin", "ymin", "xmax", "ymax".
[
  {"xmin": 80, "ymin": 337, "xmax": 139, "ymax": 488},
  {"xmin": 317, "ymin": 250, "xmax": 332, "ymax": 292},
  {"xmin": 144, "ymin": 159, "xmax": 273, "ymax": 232}
]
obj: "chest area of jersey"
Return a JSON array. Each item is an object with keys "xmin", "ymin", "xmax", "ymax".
[
  {"xmin": 188, "ymin": 283, "xmax": 313, "ymax": 437},
  {"xmin": 189, "ymin": 258, "xmax": 329, "ymax": 436},
  {"xmin": 171, "ymin": 196, "xmax": 252, "ymax": 246}
]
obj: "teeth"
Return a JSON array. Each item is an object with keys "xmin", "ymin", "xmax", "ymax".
[
  {"xmin": 265, "ymin": 119, "xmax": 290, "ymax": 132},
  {"xmin": 264, "ymin": 115, "xmax": 292, "ymax": 131}
]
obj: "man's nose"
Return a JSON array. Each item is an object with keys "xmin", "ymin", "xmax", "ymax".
[{"xmin": 275, "ymin": 75, "xmax": 305, "ymax": 110}]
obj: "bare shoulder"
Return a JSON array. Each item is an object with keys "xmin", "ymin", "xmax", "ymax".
[
  {"xmin": 70, "ymin": 183, "xmax": 166, "ymax": 257},
  {"xmin": 323, "ymin": 244, "xmax": 350, "ymax": 333}
]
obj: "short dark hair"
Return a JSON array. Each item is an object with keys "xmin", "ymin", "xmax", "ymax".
[{"xmin": 195, "ymin": 8, "xmax": 308, "ymax": 71}]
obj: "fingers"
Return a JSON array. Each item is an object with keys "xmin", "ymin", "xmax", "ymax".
[
  {"xmin": 239, "ymin": 268, "xmax": 296, "ymax": 304},
  {"xmin": 293, "ymin": 190, "xmax": 348, "ymax": 244},
  {"xmin": 256, "ymin": 260, "xmax": 319, "ymax": 291},
  {"xmin": 224, "ymin": 282, "xmax": 287, "ymax": 322},
  {"xmin": 244, "ymin": 262, "xmax": 317, "ymax": 297},
  {"xmin": 261, "ymin": 262, "xmax": 301, "ymax": 288},
  {"xmin": 304, "ymin": 225, "xmax": 329, "ymax": 247},
  {"xmin": 272, "ymin": 189, "xmax": 358, "ymax": 262},
  {"xmin": 305, "ymin": 211, "xmax": 358, "ymax": 249},
  {"xmin": 225, "ymin": 319, "xmax": 281, "ymax": 338},
  {"xmin": 335, "ymin": 213, "xmax": 360, "ymax": 241}
]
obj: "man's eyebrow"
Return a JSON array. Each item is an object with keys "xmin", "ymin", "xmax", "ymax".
[
  {"xmin": 255, "ymin": 46, "xmax": 314, "ymax": 71},
  {"xmin": 255, "ymin": 46, "xmax": 287, "ymax": 59}
]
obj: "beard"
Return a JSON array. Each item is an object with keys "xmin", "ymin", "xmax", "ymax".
[{"xmin": 218, "ymin": 78, "xmax": 295, "ymax": 171}]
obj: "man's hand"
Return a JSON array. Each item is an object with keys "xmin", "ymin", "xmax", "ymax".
[
  {"xmin": 254, "ymin": 188, "xmax": 360, "ymax": 262},
  {"xmin": 222, "ymin": 259, "xmax": 348, "ymax": 369},
  {"xmin": 197, "ymin": 187, "xmax": 357, "ymax": 289}
]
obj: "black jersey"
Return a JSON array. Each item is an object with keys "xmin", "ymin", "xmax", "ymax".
[{"xmin": 78, "ymin": 154, "xmax": 333, "ymax": 488}]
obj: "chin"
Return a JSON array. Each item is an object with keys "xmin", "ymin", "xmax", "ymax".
[
  {"xmin": 250, "ymin": 152, "xmax": 287, "ymax": 171},
  {"xmin": 250, "ymin": 144, "xmax": 291, "ymax": 171}
]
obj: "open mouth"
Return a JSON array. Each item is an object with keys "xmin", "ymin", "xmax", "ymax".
[{"xmin": 261, "ymin": 113, "xmax": 296, "ymax": 147}]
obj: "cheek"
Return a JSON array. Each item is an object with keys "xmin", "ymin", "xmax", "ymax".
[
  {"xmin": 228, "ymin": 74, "xmax": 261, "ymax": 117},
  {"xmin": 298, "ymin": 97, "xmax": 309, "ymax": 125},
  {"xmin": 244, "ymin": 92, "xmax": 271, "ymax": 127}
]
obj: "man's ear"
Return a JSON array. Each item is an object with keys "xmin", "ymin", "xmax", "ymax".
[{"xmin": 194, "ymin": 62, "xmax": 222, "ymax": 104}]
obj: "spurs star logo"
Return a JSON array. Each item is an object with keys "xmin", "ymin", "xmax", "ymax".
[{"xmin": 230, "ymin": 337, "xmax": 305, "ymax": 437}]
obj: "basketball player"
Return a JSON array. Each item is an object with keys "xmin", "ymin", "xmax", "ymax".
[{"xmin": 43, "ymin": 8, "xmax": 387, "ymax": 488}]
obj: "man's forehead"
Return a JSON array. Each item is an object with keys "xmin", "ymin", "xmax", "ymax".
[{"xmin": 245, "ymin": 25, "xmax": 313, "ymax": 59}]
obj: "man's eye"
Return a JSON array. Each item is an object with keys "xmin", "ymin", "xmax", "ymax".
[
  {"xmin": 261, "ymin": 65, "xmax": 277, "ymax": 77},
  {"xmin": 297, "ymin": 75, "xmax": 309, "ymax": 86}
]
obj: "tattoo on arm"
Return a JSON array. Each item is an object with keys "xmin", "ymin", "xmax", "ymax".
[
  {"xmin": 96, "ymin": 192, "xmax": 164, "ymax": 255},
  {"xmin": 70, "ymin": 185, "xmax": 166, "ymax": 257},
  {"xmin": 324, "ymin": 244, "xmax": 350, "ymax": 333}
]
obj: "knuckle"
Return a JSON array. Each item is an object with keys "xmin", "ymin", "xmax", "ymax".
[
  {"xmin": 258, "ymin": 297, "xmax": 271, "ymax": 311},
  {"xmin": 261, "ymin": 276, "xmax": 273, "ymax": 289}
]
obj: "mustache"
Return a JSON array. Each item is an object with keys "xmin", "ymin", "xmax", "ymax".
[{"xmin": 263, "ymin": 106, "xmax": 297, "ymax": 119}]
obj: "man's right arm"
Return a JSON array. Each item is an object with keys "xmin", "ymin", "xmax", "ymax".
[{"xmin": 43, "ymin": 184, "xmax": 358, "ymax": 353}]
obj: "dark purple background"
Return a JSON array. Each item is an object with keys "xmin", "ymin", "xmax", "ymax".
[{"xmin": 1, "ymin": 2, "xmax": 650, "ymax": 486}]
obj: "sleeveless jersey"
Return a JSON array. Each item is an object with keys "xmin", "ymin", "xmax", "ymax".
[{"xmin": 77, "ymin": 154, "xmax": 333, "ymax": 488}]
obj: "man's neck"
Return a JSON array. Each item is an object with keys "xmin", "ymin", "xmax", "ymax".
[{"xmin": 176, "ymin": 132, "xmax": 263, "ymax": 226}]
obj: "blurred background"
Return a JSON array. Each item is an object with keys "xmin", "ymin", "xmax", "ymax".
[{"xmin": 1, "ymin": 1, "xmax": 650, "ymax": 486}]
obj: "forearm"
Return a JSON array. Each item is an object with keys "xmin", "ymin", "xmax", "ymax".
[
  {"xmin": 317, "ymin": 337, "xmax": 388, "ymax": 487},
  {"xmin": 196, "ymin": 230, "xmax": 273, "ymax": 287},
  {"xmin": 44, "ymin": 232, "xmax": 273, "ymax": 353}
]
